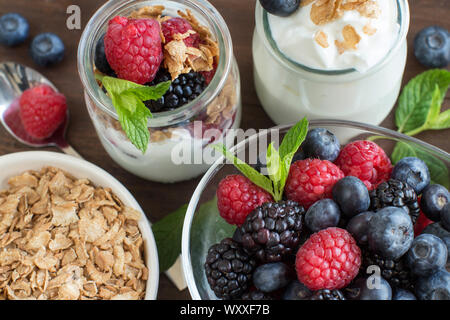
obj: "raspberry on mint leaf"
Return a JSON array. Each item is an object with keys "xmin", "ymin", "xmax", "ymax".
[
  {"xmin": 161, "ymin": 17, "xmax": 200, "ymax": 48},
  {"xmin": 217, "ymin": 175, "xmax": 273, "ymax": 226},
  {"xmin": 295, "ymin": 227, "xmax": 361, "ymax": 291},
  {"xmin": 285, "ymin": 159, "xmax": 345, "ymax": 209},
  {"xmin": 335, "ymin": 140, "xmax": 393, "ymax": 190},
  {"xmin": 19, "ymin": 85, "xmax": 67, "ymax": 140},
  {"xmin": 104, "ymin": 16, "xmax": 163, "ymax": 84}
]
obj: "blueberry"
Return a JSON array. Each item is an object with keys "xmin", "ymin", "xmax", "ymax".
[
  {"xmin": 422, "ymin": 222, "xmax": 450, "ymax": 240},
  {"xmin": 406, "ymin": 234, "xmax": 447, "ymax": 276},
  {"xmin": 346, "ymin": 211, "xmax": 374, "ymax": 245},
  {"xmin": 259, "ymin": 0, "xmax": 300, "ymax": 17},
  {"xmin": 421, "ymin": 184, "xmax": 449, "ymax": 222},
  {"xmin": 393, "ymin": 288, "xmax": 417, "ymax": 300},
  {"xmin": 253, "ymin": 262, "xmax": 292, "ymax": 293},
  {"xmin": 30, "ymin": 33, "xmax": 65, "ymax": 67},
  {"xmin": 414, "ymin": 26, "xmax": 450, "ymax": 68},
  {"xmin": 415, "ymin": 269, "xmax": 450, "ymax": 300},
  {"xmin": 0, "ymin": 13, "xmax": 29, "ymax": 46},
  {"xmin": 391, "ymin": 157, "xmax": 430, "ymax": 195},
  {"xmin": 442, "ymin": 236, "xmax": 450, "ymax": 265},
  {"xmin": 345, "ymin": 277, "xmax": 392, "ymax": 300},
  {"xmin": 332, "ymin": 176, "xmax": 370, "ymax": 218},
  {"xmin": 305, "ymin": 199, "xmax": 341, "ymax": 232},
  {"xmin": 95, "ymin": 34, "xmax": 115, "ymax": 76},
  {"xmin": 292, "ymin": 149, "xmax": 305, "ymax": 163},
  {"xmin": 302, "ymin": 128, "xmax": 340, "ymax": 162},
  {"xmin": 367, "ymin": 206, "xmax": 414, "ymax": 260},
  {"xmin": 441, "ymin": 203, "xmax": 450, "ymax": 231},
  {"xmin": 282, "ymin": 281, "xmax": 312, "ymax": 300}
]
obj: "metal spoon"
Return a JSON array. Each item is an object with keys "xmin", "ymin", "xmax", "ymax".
[{"xmin": 0, "ymin": 61, "xmax": 81, "ymax": 158}]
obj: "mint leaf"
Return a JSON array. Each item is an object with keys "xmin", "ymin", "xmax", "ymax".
[
  {"xmin": 266, "ymin": 143, "xmax": 284, "ymax": 201},
  {"xmin": 279, "ymin": 117, "xmax": 309, "ymax": 168},
  {"xmin": 99, "ymin": 76, "xmax": 171, "ymax": 153},
  {"xmin": 395, "ymin": 69, "xmax": 450, "ymax": 134},
  {"xmin": 431, "ymin": 109, "xmax": 450, "ymax": 130},
  {"xmin": 212, "ymin": 144, "xmax": 275, "ymax": 199},
  {"xmin": 391, "ymin": 141, "xmax": 449, "ymax": 189},
  {"xmin": 124, "ymin": 81, "xmax": 171, "ymax": 102},
  {"xmin": 117, "ymin": 100, "xmax": 151, "ymax": 153},
  {"xmin": 152, "ymin": 204, "xmax": 188, "ymax": 272},
  {"xmin": 190, "ymin": 197, "xmax": 236, "ymax": 276}
]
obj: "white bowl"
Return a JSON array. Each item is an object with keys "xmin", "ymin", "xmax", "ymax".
[{"xmin": 0, "ymin": 151, "xmax": 159, "ymax": 300}]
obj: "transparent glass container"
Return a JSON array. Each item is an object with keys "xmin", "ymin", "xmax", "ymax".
[
  {"xmin": 181, "ymin": 120, "xmax": 450, "ymax": 300},
  {"xmin": 78, "ymin": 0, "xmax": 241, "ymax": 183},
  {"xmin": 252, "ymin": 0, "xmax": 410, "ymax": 126}
]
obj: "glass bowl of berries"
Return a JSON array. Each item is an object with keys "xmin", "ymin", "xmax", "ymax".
[
  {"xmin": 181, "ymin": 119, "xmax": 450, "ymax": 300},
  {"xmin": 78, "ymin": 0, "xmax": 241, "ymax": 183}
]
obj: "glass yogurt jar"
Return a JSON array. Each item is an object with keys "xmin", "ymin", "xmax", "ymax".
[
  {"xmin": 253, "ymin": 0, "xmax": 410, "ymax": 126},
  {"xmin": 78, "ymin": 0, "xmax": 241, "ymax": 183}
]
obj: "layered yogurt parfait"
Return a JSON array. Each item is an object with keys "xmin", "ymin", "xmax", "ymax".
[
  {"xmin": 78, "ymin": 0, "xmax": 241, "ymax": 183},
  {"xmin": 253, "ymin": 0, "xmax": 410, "ymax": 125}
]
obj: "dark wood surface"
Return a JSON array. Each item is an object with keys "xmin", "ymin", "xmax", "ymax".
[{"xmin": 0, "ymin": 0, "xmax": 448, "ymax": 300}]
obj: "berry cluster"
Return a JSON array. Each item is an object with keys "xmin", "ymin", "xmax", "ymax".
[
  {"xmin": 94, "ymin": 12, "xmax": 216, "ymax": 112},
  {"xmin": 205, "ymin": 126, "xmax": 450, "ymax": 300}
]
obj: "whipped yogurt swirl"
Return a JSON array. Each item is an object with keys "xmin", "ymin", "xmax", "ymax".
[{"xmin": 268, "ymin": 0, "xmax": 400, "ymax": 72}]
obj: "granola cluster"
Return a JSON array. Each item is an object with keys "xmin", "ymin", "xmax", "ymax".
[
  {"xmin": 305, "ymin": 0, "xmax": 381, "ymax": 53},
  {"xmin": 0, "ymin": 168, "xmax": 148, "ymax": 300}
]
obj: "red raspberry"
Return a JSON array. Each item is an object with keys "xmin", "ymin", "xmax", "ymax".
[
  {"xmin": 161, "ymin": 17, "xmax": 200, "ymax": 48},
  {"xmin": 335, "ymin": 140, "xmax": 392, "ymax": 191},
  {"xmin": 295, "ymin": 227, "xmax": 361, "ymax": 290},
  {"xmin": 285, "ymin": 159, "xmax": 344, "ymax": 209},
  {"xmin": 217, "ymin": 175, "xmax": 273, "ymax": 226},
  {"xmin": 19, "ymin": 85, "xmax": 67, "ymax": 140},
  {"xmin": 104, "ymin": 16, "xmax": 163, "ymax": 84}
]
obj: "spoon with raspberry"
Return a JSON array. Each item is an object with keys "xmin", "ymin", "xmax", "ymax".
[{"xmin": 0, "ymin": 62, "xmax": 80, "ymax": 157}]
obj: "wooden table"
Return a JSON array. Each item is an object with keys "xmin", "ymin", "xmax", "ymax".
[{"xmin": 0, "ymin": 0, "xmax": 448, "ymax": 299}]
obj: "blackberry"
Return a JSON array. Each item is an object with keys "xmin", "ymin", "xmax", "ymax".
[
  {"xmin": 205, "ymin": 238, "xmax": 256, "ymax": 300},
  {"xmin": 310, "ymin": 289, "xmax": 346, "ymax": 300},
  {"xmin": 370, "ymin": 179, "xmax": 420, "ymax": 224},
  {"xmin": 239, "ymin": 200, "xmax": 305, "ymax": 263},
  {"xmin": 145, "ymin": 68, "xmax": 206, "ymax": 112},
  {"xmin": 362, "ymin": 250, "xmax": 416, "ymax": 291},
  {"xmin": 241, "ymin": 290, "xmax": 272, "ymax": 300}
]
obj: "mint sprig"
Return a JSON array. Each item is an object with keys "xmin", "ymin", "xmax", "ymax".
[
  {"xmin": 214, "ymin": 117, "xmax": 309, "ymax": 201},
  {"xmin": 97, "ymin": 75, "xmax": 171, "ymax": 153},
  {"xmin": 395, "ymin": 69, "xmax": 450, "ymax": 136}
]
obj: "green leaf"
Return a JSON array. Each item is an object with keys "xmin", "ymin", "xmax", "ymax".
[
  {"xmin": 266, "ymin": 143, "xmax": 284, "ymax": 201},
  {"xmin": 99, "ymin": 76, "xmax": 171, "ymax": 153},
  {"xmin": 391, "ymin": 141, "xmax": 450, "ymax": 189},
  {"xmin": 102, "ymin": 76, "xmax": 143, "ymax": 95},
  {"xmin": 152, "ymin": 204, "xmax": 188, "ymax": 272},
  {"xmin": 124, "ymin": 81, "xmax": 171, "ymax": 102},
  {"xmin": 117, "ymin": 100, "xmax": 151, "ymax": 153},
  {"xmin": 395, "ymin": 69, "xmax": 450, "ymax": 134},
  {"xmin": 279, "ymin": 117, "xmax": 309, "ymax": 168},
  {"xmin": 212, "ymin": 144, "xmax": 275, "ymax": 198},
  {"xmin": 191, "ymin": 197, "xmax": 236, "ymax": 249},
  {"xmin": 431, "ymin": 109, "xmax": 450, "ymax": 130}
]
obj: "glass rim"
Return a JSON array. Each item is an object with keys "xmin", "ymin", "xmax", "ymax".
[
  {"xmin": 255, "ymin": 0, "xmax": 410, "ymax": 79},
  {"xmin": 181, "ymin": 119, "xmax": 450, "ymax": 300},
  {"xmin": 77, "ymin": 0, "xmax": 233, "ymax": 127}
]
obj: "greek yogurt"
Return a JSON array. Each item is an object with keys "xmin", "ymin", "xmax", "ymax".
[{"xmin": 253, "ymin": 0, "xmax": 410, "ymax": 126}]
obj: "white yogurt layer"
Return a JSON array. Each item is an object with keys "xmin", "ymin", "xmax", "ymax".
[{"xmin": 268, "ymin": 0, "xmax": 400, "ymax": 72}]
